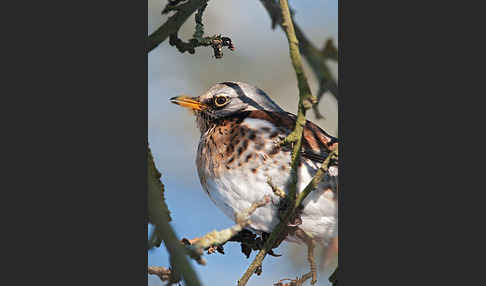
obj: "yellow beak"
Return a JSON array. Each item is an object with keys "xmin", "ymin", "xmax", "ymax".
[{"xmin": 170, "ymin": 96, "xmax": 205, "ymax": 111}]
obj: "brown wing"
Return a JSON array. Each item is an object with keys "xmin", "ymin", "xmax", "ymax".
[{"xmin": 245, "ymin": 110, "xmax": 338, "ymax": 164}]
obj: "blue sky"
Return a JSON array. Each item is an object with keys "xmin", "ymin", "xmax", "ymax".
[{"xmin": 148, "ymin": 1, "xmax": 338, "ymax": 285}]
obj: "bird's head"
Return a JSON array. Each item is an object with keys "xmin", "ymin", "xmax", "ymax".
[{"xmin": 170, "ymin": 81, "xmax": 283, "ymax": 132}]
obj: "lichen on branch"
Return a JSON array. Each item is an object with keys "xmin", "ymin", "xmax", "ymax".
[{"xmin": 148, "ymin": 0, "xmax": 235, "ymax": 58}]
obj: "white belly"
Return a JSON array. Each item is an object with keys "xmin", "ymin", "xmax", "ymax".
[
  {"xmin": 199, "ymin": 153, "xmax": 337, "ymax": 245},
  {"xmin": 196, "ymin": 117, "xmax": 338, "ymax": 245}
]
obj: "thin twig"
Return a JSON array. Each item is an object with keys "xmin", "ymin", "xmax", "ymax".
[
  {"xmin": 148, "ymin": 266, "xmax": 172, "ymax": 282},
  {"xmin": 190, "ymin": 195, "xmax": 270, "ymax": 251},
  {"xmin": 267, "ymin": 178, "xmax": 286, "ymax": 198}
]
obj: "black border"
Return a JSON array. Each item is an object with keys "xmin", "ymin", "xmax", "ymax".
[{"xmin": 9, "ymin": 0, "xmax": 468, "ymax": 285}]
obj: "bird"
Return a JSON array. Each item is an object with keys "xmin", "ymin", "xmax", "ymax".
[{"xmin": 170, "ymin": 81, "xmax": 338, "ymax": 284}]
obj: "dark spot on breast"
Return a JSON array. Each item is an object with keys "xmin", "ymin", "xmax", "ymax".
[
  {"xmin": 243, "ymin": 139, "xmax": 249, "ymax": 148},
  {"xmin": 238, "ymin": 162, "xmax": 242, "ymax": 167},
  {"xmin": 227, "ymin": 156, "xmax": 235, "ymax": 164},
  {"xmin": 280, "ymin": 165, "xmax": 287, "ymax": 171},
  {"xmin": 269, "ymin": 146, "xmax": 279, "ymax": 155},
  {"xmin": 237, "ymin": 147, "xmax": 243, "ymax": 156},
  {"xmin": 269, "ymin": 131, "xmax": 279, "ymax": 139},
  {"xmin": 255, "ymin": 143, "xmax": 264, "ymax": 150},
  {"xmin": 226, "ymin": 144, "xmax": 234, "ymax": 154},
  {"xmin": 249, "ymin": 132, "xmax": 256, "ymax": 140},
  {"xmin": 245, "ymin": 154, "xmax": 252, "ymax": 162},
  {"xmin": 251, "ymin": 168, "xmax": 257, "ymax": 174},
  {"xmin": 240, "ymin": 128, "xmax": 246, "ymax": 137}
]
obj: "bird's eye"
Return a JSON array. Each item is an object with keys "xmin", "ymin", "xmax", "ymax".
[{"xmin": 214, "ymin": 95, "xmax": 229, "ymax": 107}]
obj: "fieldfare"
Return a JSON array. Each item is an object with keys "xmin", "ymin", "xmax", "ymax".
[{"xmin": 170, "ymin": 81, "xmax": 338, "ymax": 283}]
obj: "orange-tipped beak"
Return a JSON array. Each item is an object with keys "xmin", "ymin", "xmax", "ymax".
[{"xmin": 170, "ymin": 96, "xmax": 205, "ymax": 111}]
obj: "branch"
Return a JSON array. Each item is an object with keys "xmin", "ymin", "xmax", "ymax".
[
  {"xmin": 259, "ymin": 0, "xmax": 338, "ymax": 119},
  {"xmin": 237, "ymin": 1, "xmax": 315, "ymax": 284},
  {"xmin": 147, "ymin": 145, "xmax": 202, "ymax": 286},
  {"xmin": 189, "ymin": 195, "xmax": 270, "ymax": 251},
  {"xmin": 148, "ymin": 0, "xmax": 235, "ymax": 58},
  {"xmin": 148, "ymin": 0, "xmax": 206, "ymax": 52}
]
